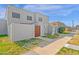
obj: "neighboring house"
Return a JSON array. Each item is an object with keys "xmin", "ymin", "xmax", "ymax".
[
  {"xmin": 64, "ymin": 26, "xmax": 72, "ymax": 32},
  {"xmin": 50, "ymin": 21, "xmax": 65, "ymax": 27},
  {"xmin": 48, "ymin": 22, "xmax": 65, "ymax": 34},
  {"xmin": 76, "ymin": 25, "xmax": 79, "ymax": 30},
  {"xmin": 48, "ymin": 24, "xmax": 59, "ymax": 35},
  {"xmin": 0, "ymin": 20, "xmax": 7, "ymax": 35},
  {"xmin": 75, "ymin": 25, "xmax": 79, "ymax": 34},
  {"xmin": 5, "ymin": 6, "xmax": 48, "ymax": 41}
]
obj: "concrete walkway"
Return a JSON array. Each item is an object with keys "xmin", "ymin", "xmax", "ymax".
[
  {"xmin": 65, "ymin": 44, "xmax": 79, "ymax": 50},
  {"xmin": 25, "ymin": 36, "xmax": 72, "ymax": 55}
]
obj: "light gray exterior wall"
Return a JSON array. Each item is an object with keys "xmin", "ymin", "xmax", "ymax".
[
  {"xmin": 6, "ymin": 6, "xmax": 48, "ymax": 41},
  {"xmin": 6, "ymin": 6, "xmax": 35, "ymax": 25},
  {"xmin": 52, "ymin": 27, "xmax": 59, "ymax": 34},
  {"xmin": 6, "ymin": 6, "xmax": 49, "ymax": 36},
  {"xmin": 48, "ymin": 25, "xmax": 52, "ymax": 34},
  {"xmin": 35, "ymin": 13, "xmax": 48, "ymax": 36},
  {"xmin": 48, "ymin": 25, "xmax": 59, "ymax": 35},
  {"xmin": 9, "ymin": 23, "xmax": 35, "ymax": 41},
  {"xmin": 0, "ymin": 20, "xmax": 7, "ymax": 34},
  {"xmin": 6, "ymin": 6, "xmax": 35, "ymax": 37}
]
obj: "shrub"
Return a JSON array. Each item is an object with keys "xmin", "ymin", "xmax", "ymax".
[{"xmin": 58, "ymin": 27, "xmax": 65, "ymax": 33}]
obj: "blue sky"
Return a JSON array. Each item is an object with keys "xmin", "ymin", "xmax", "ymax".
[{"xmin": 0, "ymin": 4, "xmax": 79, "ymax": 26}]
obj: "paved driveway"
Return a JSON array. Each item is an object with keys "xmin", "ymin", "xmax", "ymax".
[{"xmin": 37, "ymin": 33, "xmax": 75, "ymax": 48}]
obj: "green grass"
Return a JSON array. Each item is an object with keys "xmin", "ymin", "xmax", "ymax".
[
  {"xmin": 15, "ymin": 38, "xmax": 42, "ymax": 51},
  {"xmin": 0, "ymin": 38, "xmax": 42, "ymax": 55},
  {"xmin": 0, "ymin": 42, "xmax": 11, "ymax": 46},
  {"xmin": 0, "ymin": 37, "xmax": 43, "ymax": 55},
  {"xmin": 0, "ymin": 37, "xmax": 42, "ymax": 55},
  {"xmin": 0, "ymin": 34, "xmax": 8, "ymax": 37},
  {"xmin": 0, "ymin": 42, "xmax": 26, "ymax": 55},
  {"xmin": 60, "ymin": 32, "xmax": 70, "ymax": 34},
  {"xmin": 57, "ymin": 47, "xmax": 79, "ymax": 55},
  {"xmin": 47, "ymin": 34, "xmax": 59, "ymax": 39},
  {"xmin": 0, "ymin": 36, "xmax": 26, "ymax": 55}
]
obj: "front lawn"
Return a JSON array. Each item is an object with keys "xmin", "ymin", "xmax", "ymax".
[
  {"xmin": 0, "ymin": 42, "xmax": 26, "ymax": 55},
  {"xmin": 0, "ymin": 34, "xmax": 8, "ymax": 37},
  {"xmin": 57, "ymin": 47, "xmax": 79, "ymax": 55},
  {"xmin": 0, "ymin": 37, "xmax": 43, "ymax": 55},
  {"xmin": 0, "ymin": 37, "xmax": 26, "ymax": 55},
  {"xmin": 68, "ymin": 35, "xmax": 79, "ymax": 45}
]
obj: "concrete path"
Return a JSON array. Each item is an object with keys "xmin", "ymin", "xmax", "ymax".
[
  {"xmin": 65, "ymin": 44, "xmax": 79, "ymax": 50},
  {"xmin": 36, "ymin": 37, "xmax": 58, "ymax": 47},
  {"xmin": 25, "ymin": 36, "xmax": 72, "ymax": 55}
]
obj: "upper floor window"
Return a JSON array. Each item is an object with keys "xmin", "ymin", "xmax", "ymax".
[
  {"xmin": 39, "ymin": 17, "xmax": 42, "ymax": 22},
  {"xmin": 12, "ymin": 12, "xmax": 20, "ymax": 18},
  {"xmin": 27, "ymin": 16, "xmax": 32, "ymax": 21}
]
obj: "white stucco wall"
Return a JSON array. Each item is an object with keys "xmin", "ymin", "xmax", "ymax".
[
  {"xmin": 9, "ymin": 23, "xmax": 35, "ymax": 41},
  {"xmin": 0, "ymin": 20, "xmax": 7, "ymax": 34},
  {"xmin": 35, "ymin": 13, "xmax": 48, "ymax": 36}
]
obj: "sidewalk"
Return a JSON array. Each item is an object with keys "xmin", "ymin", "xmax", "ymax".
[{"xmin": 24, "ymin": 36, "xmax": 72, "ymax": 55}]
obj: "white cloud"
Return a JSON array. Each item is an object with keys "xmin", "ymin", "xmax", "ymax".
[
  {"xmin": 23, "ymin": 4, "xmax": 79, "ymax": 17},
  {"xmin": 0, "ymin": 11, "xmax": 5, "ymax": 19},
  {"xmin": 23, "ymin": 4, "xmax": 75, "ymax": 17},
  {"xmin": 0, "ymin": 6, "xmax": 6, "ymax": 19},
  {"xmin": 48, "ymin": 8, "xmax": 74, "ymax": 16},
  {"xmin": 23, "ymin": 4, "xmax": 63, "ymax": 11}
]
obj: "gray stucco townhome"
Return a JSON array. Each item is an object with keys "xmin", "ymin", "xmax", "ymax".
[{"xmin": 0, "ymin": 6, "xmax": 49, "ymax": 41}]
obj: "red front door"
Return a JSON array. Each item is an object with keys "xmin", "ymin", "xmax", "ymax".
[{"xmin": 35, "ymin": 25, "xmax": 40, "ymax": 37}]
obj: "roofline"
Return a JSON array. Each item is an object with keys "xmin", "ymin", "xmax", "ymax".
[{"xmin": 7, "ymin": 5, "xmax": 48, "ymax": 17}]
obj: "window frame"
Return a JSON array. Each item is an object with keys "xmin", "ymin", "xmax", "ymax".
[
  {"xmin": 27, "ymin": 16, "xmax": 32, "ymax": 21},
  {"xmin": 39, "ymin": 17, "xmax": 42, "ymax": 22},
  {"xmin": 12, "ymin": 12, "xmax": 20, "ymax": 19}
]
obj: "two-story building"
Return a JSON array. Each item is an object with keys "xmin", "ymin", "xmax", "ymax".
[{"xmin": 5, "ymin": 6, "xmax": 48, "ymax": 41}]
